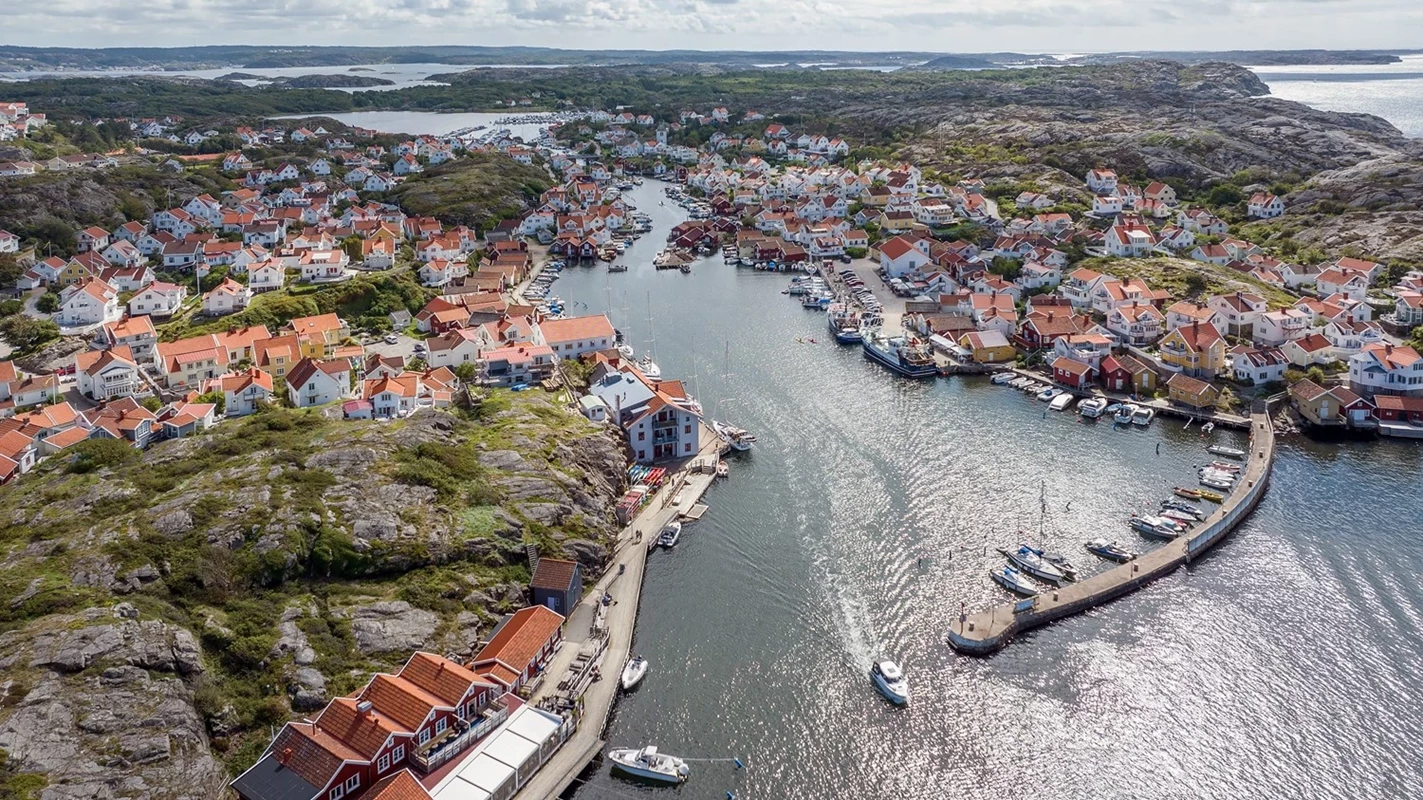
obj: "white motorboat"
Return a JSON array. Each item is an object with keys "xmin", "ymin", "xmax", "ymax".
[
  {"xmin": 1079, "ymin": 397, "xmax": 1109, "ymax": 418},
  {"xmin": 617, "ymin": 344, "xmax": 635, "ymax": 359},
  {"xmin": 1208, "ymin": 444, "xmax": 1247, "ymax": 459},
  {"xmin": 1050, "ymin": 393, "xmax": 1075, "ymax": 411},
  {"xmin": 1130, "ymin": 514, "xmax": 1182, "ymax": 539},
  {"xmin": 990, "ymin": 372, "xmax": 1016, "ymax": 385},
  {"xmin": 607, "ymin": 746, "xmax": 690, "ymax": 784},
  {"xmin": 1085, "ymin": 538, "xmax": 1136, "ymax": 562},
  {"xmin": 1200, "ymin": 475, "xmax": 1235, "ymax": 490},
  {"xmin": 620, "ymin": 655, "xmax": 648, "ymax": 690},
  {"xmin": 1131, "ymin": 406, "xmax": 1156, "ymax": 426},
  {"xmin": 870, "ymin": 660, "xmax": 910, "ymax": 706},
  {"xmin": 713, "ymin": 420, "xmax": 756, "ymax": 452},
  {"xmin": 658, "ymin": 521, "xmax": 682, "ymax": 548},
  {"xmin": 1036, "ymin": 387, "xmax": 1062, "ymax": 402},
  {"xmin": 1114, "ymin": 404, "xmax": 1138, "ymax": 424},
  {"xmin": 1159, "ymin": 509, "xmax": 1198, "ymax": 525},
  {"xmin": 991, "ymin": 565, "xmax": 1039, "ymax": 596},
  {"xmin": 1207, "ymin": 461, "xmax": 1241, "ymax": 473},
  {"xmin": 637, "ymin": 356, "xmax": 662, "ymax": 380}
]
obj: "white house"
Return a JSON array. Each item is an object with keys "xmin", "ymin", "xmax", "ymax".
[
  {"xmin": 877, "ymin": 236, "xmax": 930, "ymax": 279},
  {"xmin": 219, "ymin": 368, "xmax": 274, "ymax": 416},
  {"xmin": 1247, "ymin": 192, "xmax": 1285, "ymax": 219},
  {"xmin": 128, "ymin": 281, "xmax": 187, "ymax": 317},
  {"xmin": 1106, "ymin": 303, "xmax": 1165, "ymax": 346},
  {"xmin": 1232, "ymin": 347, "xmax": 1288, "ymax": 385},
  {"xmin": 284, "ymin": 358, "xmax": 352, "ymax": 408},
  {"xmin": 57, "ymin": 278, "xmax": 121, "ymax": 326},
  {"xmin": 537, "ymin": 314, "xmax": 617, "ymax": 359},
  {"xmin": 1208, "ymin": 291, "xmax": 1268, "ymax": 338},
  {"xmin": 249, "ymin": 261, "xmax": 286, "ymax": 293},
  {"xmin": 1085, "ymin": 168, "xmax": 1118, "ymax": 194},
  {"xmin": 203, "ymin": 278, "xmax": 251, "ymax": 316},
  {"xmin": 1314, "ymin": 268, "xmax": 1369, "ymax": 302},
  {"xmin": 1348, "ymin": 343, "xmax": 1423, "ymax": 397},
  {"xmin": 1253, "ymin": 308, "xmax": 1314, "ymax": 347},
  {"xmin": 76, "ymin": 345, "xmax": 142, "ymax": 401}
]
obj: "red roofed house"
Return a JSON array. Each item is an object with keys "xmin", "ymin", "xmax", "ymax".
[
  {"xmin": 286, "ymin": 358, "xmax": 353, "ymax": 408},
  {"xmin": 471, "ymin": 605, "xmax": 565, "ymax": 693},
  {"xmin": 878, "ymin": 235, "xmax": 930, "ymax": 278},
  {"xmin": 537, "ymin": 314, "xmax": 616, "ymax": 359},
  {"xmin": 1051, "ymin": 355, "xmax": 1096, "ymax": 389}
]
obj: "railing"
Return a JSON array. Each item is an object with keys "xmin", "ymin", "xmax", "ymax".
[{"xmin": 410, "ymin": 698, "xmax": 512, "ymax": 774}]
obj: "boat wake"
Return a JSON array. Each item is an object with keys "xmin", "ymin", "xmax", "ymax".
[{"xmin": 816, "ymin": 556, "xmax": 881, "ymax": 675}]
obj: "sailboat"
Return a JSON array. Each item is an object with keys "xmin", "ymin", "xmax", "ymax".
[
  {"xmin": 713, "ymin": 341, "xmax": 756, "ymax": 452},
  {"xmin": 637, "ymin": 291, "xmax": 662, "ymax": 380},
  {"xmin": 1003, "ymin": 482, "xmax": 1078, "ymax": 582}
]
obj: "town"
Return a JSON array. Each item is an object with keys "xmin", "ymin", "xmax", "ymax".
[{"xmin": 1, "ymin": 85, "xmax": 1422, "ymax": 800}]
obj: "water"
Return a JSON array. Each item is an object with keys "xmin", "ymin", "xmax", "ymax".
[
  {"xmin": 276, "ymin": 110, "xmax": 551, "ymax": 139},
  {"xmin": 1254, "ymin": 55, "xmax": 1423, "ymax": 137},
  {"xmin": 0, "ymin": 62, "xmax": 565, "ymax": 92},
  {"xmin": 555, "ymin": 181, "xmax": 1423, "ymax": 799}
]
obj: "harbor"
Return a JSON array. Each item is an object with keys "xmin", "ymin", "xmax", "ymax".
[{"xmin": 544, "ymin": 179, "xmax": 1421, "ymax": 800}]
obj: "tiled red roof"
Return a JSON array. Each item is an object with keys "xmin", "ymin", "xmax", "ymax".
[
  {"xmin": 315, "ymin": 697, "xmax": 403, "ymax": 759},
  {"xmin": 365, "ymin": 770, "xmax": 432, "ymax": 800},
  {"xmin": 398, "ymin": 652, "xmax": 490, "ymax": 709},
  {"xmin": 472, "ymin": 605, "xmax": 563, "ymax": 680},
  {"xmin": 530, "ymin": 559, "xmax": 579, "ymax": 592},
  {"xmin": 270, "ymin": 722, "xmax": 363, "ymax": 789}
]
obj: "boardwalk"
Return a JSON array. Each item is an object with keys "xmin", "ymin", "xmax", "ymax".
[
  {"xmin": 948, "ymin": 411, "xmax": 1275, "ymax": 655},
  {"xmin": 512, "ymin": 426, "xmax": 725, "ymax": 799}
]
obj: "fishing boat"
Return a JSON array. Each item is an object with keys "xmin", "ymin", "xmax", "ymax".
[
  {"xmin": 1079, "ymin": 397, "xmax": 1109, "ymax": 418},
  {"xmin": 1131, "ymin": 406, "xmax": 1156, "ymax": 427},
  {"xmin": 607, "ymin": 746, "xmax": 690, "ymax": 784},
  {"xmin": 862, "ymin": 332, "xmax": 938, "ymax": 378},
  {"xmin": 657, "ymin": 521, "xmax": 682, "ymax": 548},
  {"xmin": 990, "ymin": 372, "xmax": 1016, "ymax": 385},
  {"xmin": 827, "ymin": 304, "xmax": 863, "ymax": 344},
  {"xmin": 1114, "ymin": 404, "xmax": 1138, "ymax": 424},
  {"xmin": 1085, "ymin": 538, "xmax": 1136, "ymax": 563},
  {"xmin": 620, "ymin": 655, "xmax": 649, "ymax": 690},
  {"xmin": 998, "ymin": 545, "xmax": 1067, "ymax": 585},
  {"xmin": 991, "ymin": 565, "xmax": 1039, "ymax": 596},
  {"xmin": 1036, "ymin": 386, "xmax": 1062, "ymax": 402},
  {"xmin": 1050, "ymin": 393, "xmax": 1075, "ymax": 411},
  {"xmin": 1173, "ymin": 486, "xmax": 1205, "ymax": 500},
  {"xmin": 870, "ymin": 660, "xmax": 910, "ymax": 706},
  {"xmin": 1207, "ymin": 445, "xmax": 1247, "ymax": 459},
  {"xmin": 1130, "ymin": 514, "xmax": 1182, "ymax": 539}
]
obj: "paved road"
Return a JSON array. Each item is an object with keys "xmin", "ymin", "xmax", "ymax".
[{"xmin": 359, "ymin": 332, "xmax": 423, "ymax": 362}]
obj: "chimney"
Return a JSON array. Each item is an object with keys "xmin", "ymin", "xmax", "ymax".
[{"xmin": 278, "ymin": 747, "xmax": 293, "ymax": 765}]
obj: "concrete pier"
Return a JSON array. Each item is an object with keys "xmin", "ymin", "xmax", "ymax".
[{"xmin": 948, "ymin": 412, "xmax": 1275, "ymax": 655}]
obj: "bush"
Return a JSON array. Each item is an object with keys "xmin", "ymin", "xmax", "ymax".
[
  {"xmin": 35, "ymin": 293, "xmax": 59, "ymax": 314},
  {"xmin": 67, "ymin": 438, "xmax": 140, "ymax": 473},
  {"xmin": 0, "ymin": 315, "xmax": 58, "ymax": 352}
]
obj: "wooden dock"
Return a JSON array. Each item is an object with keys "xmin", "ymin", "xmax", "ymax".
[{"xmin": 947, "ymin": 412, "xmax": 1275, "ymax": 655}]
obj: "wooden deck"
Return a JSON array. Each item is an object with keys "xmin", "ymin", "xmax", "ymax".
[{"xmin": 948, "ymin": 412, "xmax": 1275, "ymax": 655}]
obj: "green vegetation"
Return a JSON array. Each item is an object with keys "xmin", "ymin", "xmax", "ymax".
[
  {"xmin": 160, "ymin": 272, "xmax": 433, "ymax": 340},
  {"xmin": 386, "ymin": 153, "xmax": 552, "ymax": 230},
  {"xmin": 0, "ymin": 315, "xmax": 59, "ymax": 354},
  {"xmin": 1083, "ymin": 256, "xmax": 1297, "ymax": 307}
]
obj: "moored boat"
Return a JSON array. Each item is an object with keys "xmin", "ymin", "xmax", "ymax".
[
  {"xmin": 1208, "ymin": 444, "xmax": 1247, "ymax": 459},
  {"xmin": 1130, "ymin": 514, "xmax": 1182, "ymax": 539},
  {"xmin": 1114, "ymin": 404, "xmax": 1138, "ymax": 424},
  {"xmin": 998, "ymin": 544, "xmax": 1066, "ymax": 584},
  {"xmin": 1085, "ymin": 538, "xmax": 1136, "ymax": 562},
  {"xmin": 990, "ymin": 371, "xmax": 1016, "ymax": 385},
  {"xmin": 1160, "ymin": 499, "xmax": 1205, "ymax": 518},
  {"xmin": 1036, "ymin": 386, "xmax": 1062, "ymax": 402},
  {"xmin": 1200, "ymin": 475, "xmax": 1234, "ymax": 490},
  {"xmin": 607, "ymin": 746, "xmax": 690, "ymax": 784},
  {"xmin": 1049, "ymin": 393, "xmax": 1075, "ymax": 411},
  {"xmin": 1173, "ymin": 486, "xmax": 1205, "ymax": 500},
  {"xmin": 870, "ymin": 660, "xmax": 910, "ymax": 706},
  {"xmin": 1131, "ymin": 406, "xmax": 1156, "ymax": 427},
  {"xmin": 620, "ymin": 655, "xmax": 648, "ymax": 690},
  {"xmin": 1207, "ymin": 461, "xmax": 1241, "ymax": 473},
  {"xmin": 862, "ymin": 333, "xmax": 938, "ymax": 378},
  {"xmin": 1079, "ymin": 397, "xmax": 1109, "ymax": 418},
  {"xmin": 991, "ymin": 565, "xmax": 1039, "ymax": 596},
  {"xmin": 657, "ymin": 521, "xmax": 682, "ymax": 548}
]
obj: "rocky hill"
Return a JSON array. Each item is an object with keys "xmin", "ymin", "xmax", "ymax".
[
  {"xmin": 385, "ymin": 153, "xmax": 552, "ymax": 230},
  {"xmin": 0, "ymin": 394, "xmax": 626, "ymax": 798}
]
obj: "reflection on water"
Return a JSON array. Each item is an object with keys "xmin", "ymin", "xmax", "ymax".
[{"xmin": 559, "ymin": 181, "xmax": 1423, "ymax": 800}]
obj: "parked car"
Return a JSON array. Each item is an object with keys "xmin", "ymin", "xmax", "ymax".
[{"xmin": 383, "ymin": 334, "xmax": 399, "ymax": 344}]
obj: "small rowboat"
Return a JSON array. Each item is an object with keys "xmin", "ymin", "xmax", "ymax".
[
  {"xmin": 1196, "ymin": 489, "xmax": 1225, "ymax": 503},
  {"xmin": 1208, "ymin": 445, "xmax": 1246, "ymax": 459},
  {"xmin": 1207, "ymin": 461, "xmax": 1241, "ymax": 473},
  {"xmin": 1173, "ymin": 486, "xmax": 1204, "ymax": 499}
]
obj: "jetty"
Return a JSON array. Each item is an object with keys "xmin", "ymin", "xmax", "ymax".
[
  {"xmin": 511, "ymin": 424, "xmax": 726, "ymax": 799},
  {"xmin": 948, "ymin": 410, "xmax": 1275, "ymax": 655}
]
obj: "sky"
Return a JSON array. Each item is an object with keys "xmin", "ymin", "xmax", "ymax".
[{"xmin": 5, "ymin": 0, "xmax": 1423, "ymax": 53}]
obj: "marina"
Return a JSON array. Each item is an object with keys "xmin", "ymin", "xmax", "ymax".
[{"xmin": 532, "ymin": 180, "xmax": 1421, "ymax": 800}]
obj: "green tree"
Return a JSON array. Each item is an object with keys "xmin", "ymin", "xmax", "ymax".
[
  {"xmin": 197, "ymin": 390, "xmax": 227, "ymax": 415},
  {"xmin": 35, "ymin": 292, "xmax": 60, "ymax": 314},
  {"xmin": 453, "ymin": 362, "xmax": 477, "ymax": 383},
  {"xmin": 0, "ymin": 254, "xmax": 23, "ymax": 288},
  {"xmin": 1206, "ymin": 185, "xmax": 1243, "ymax": 207},
  {"xmin": 67, "ymin": 438, "xmax": 140, "ymax": 473},
  {"xmin": 0, "ymin": 315, "xmax": 59, "ymax": 351}
]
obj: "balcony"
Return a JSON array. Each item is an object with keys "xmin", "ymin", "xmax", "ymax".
[{"xmin": 410, "ymin": 696, "xmax": 512, "ymax": 774}]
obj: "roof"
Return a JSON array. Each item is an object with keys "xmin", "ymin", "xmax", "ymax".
[
  {"xmin": 314, "ymin": 696, "xmax": 403, "ymax": 759},
  {"xmin": 252, "ymin": 721, "xmax": 363, "ymax": 795},
  {"xmin": 536, "ymin": 314, "xmax": 614, "ymax": 345},
  {"xmin": 230, "ymin": 753, "xmax": 322, "ymax": 800},
  {"xmin": 1167, "ymin": 372, "xmax": 1215, "ymax": 396},
  {"xmin": 361, "ymin": 674, "xmax": 443, "ymax": 731},
  {"xmin": 877, "ymin": 236, "xmax": 919, "ymax": 260},
  {"xmin": 1290, "ymin": 378, "xmax": 1330, "ymax": 403},
  {"xmin": 399, "ymin": 652, "xmax": 491, "ymax": 708},
  {"xmin": 366, "ymin": 770, "xmax": 432, "ymax": 800},
  {"xmin": 473, "ymin": 605, "xmax": 564, "ymax": 678},
  {"xmin": 1051, "ymin": 356, "xmax": 1094, "ymax": 376},
  {"xmin": 285, "ymin": 358, "xmax": 350, "ymax": 390},
  {"xmin": 530, "ymin": 558, "xmax": 580, "ymax": 592},
  {"xmin": 1167, "ymin": 321, "xmax": 1224, "ymax": 351}
]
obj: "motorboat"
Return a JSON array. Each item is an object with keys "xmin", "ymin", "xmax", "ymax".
[
  {"xmin": 607, "ymin": 746, "xmax": 690, "ymax": 784},
  {"xmin": 620, "ymin": 655, "xmax": 649, "ymax": 690},
  {"xmin": 1085, "ymin": 538, "xmax": 1136, "ymax": 563},
  {"xmin": 1115, "ymin": 404, "xmax": 1138, "ymax": 424},
  {"xmin": 1159, "ymin": 509, "xmax": 1198, "ymax": 525},
  {"xmin": 1208, "ymin": 445, "xmax": 1247, "ymax": 459},
  {"xmin": 1207, "ymin": 461, "xmax": 1241, "ymax": 473},
  {"xmin": 1196, "ymin": 488, "xmax": 1225, "ymax": 503},
  {"xmin": 870, "ymin": 660, "xmax": 910, "ymax": 706},
  {"xmin": 657, "ymin": 521, "xmax": 682, "ymax": 548},
  {"xmin": 617, "ymin": 344, "xmax": 636, "ymax": 359},
  {"xmin": 1028, "ymin": 546, "xmax": 1079, "ymax": 581},
  {"xmin": 1200, "ymin": 475, "xmax": 1235, "ymax": 490},
  {"xmin": 1079, "ymin": 397, "xmax": 1109, "ymax": 418},
  {"xmin": 637, "ymin": 356, "xmax": 662, "ymax": 380},
  {"xmin": 1050, "ymin": 393, "xmax": 1075, "ymax": 411},
  {"xmin": 999, "ymin": 544, "xmax": 1066, "ymax": 585},
  {"xmin": 990, "ymin": 372, "xmax": 1016, "ymax": 385},
  {"xmin": 1160, "ymin": 499, "xmax": 1205, "ymax": 518},
  {"xmin": 1130, "ymin": 514, "xmax": 1182, "ymax": 539},
  {"xmin": 1199, "ymin": 467, "xmax": 1237, "ymax": 482},
  {"xmin": 1131, "ymin": 406, "xmax": 1156, "ymax": 427},
  {"xmin": 991, "ymin": 565, "xmax": 1039, "ymax": 596},
  {"xmin": 1036, "ymin": 387, "xmax": 1062, "ymax": 402},
  {"xmin": 1009, "ymin": 377, "xmax": 1031, "ymax": 389},
  {"xmin": 713, "ymin": 420, "xmax": 756, "ymax": 452}
]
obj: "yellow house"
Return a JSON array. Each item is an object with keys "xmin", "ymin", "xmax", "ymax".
[
  {"xmin": 284, "ymin": 313, "xmax": 350, "ymax": 358},
  {"xmin": 1159, "ymin": 321, "xmax": 1226, "ymax": 378},
  {"xmin": 959, "ymin": 330, "xmax": 1016, "ymax": 364},
  {"xmin": 1167, "ymin": 372, "xmax": 1221, "ymax": 409},
  {"xmin": 56, "ymin": 259, "xmax": 97, "ymax": 287}
]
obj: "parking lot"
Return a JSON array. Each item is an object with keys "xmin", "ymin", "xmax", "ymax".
[{"xmin": 359, "ymin": 331, "xmax": 424, "ymax": 362}]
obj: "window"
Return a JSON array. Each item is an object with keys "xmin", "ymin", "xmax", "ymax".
[
  {"xmin": 419, "ymin": 728, "xmax": 431, "ymax": 745},
  {"xmin": 345, "ymin": 775, "xmax": 360, "ymax": 793},
  {"xmin": 637, "ymin": 431, "xmax": 645, "ymax": 441},
  {"xmin": 330, "ymin": 786, "xmax": 344, "ymax": 800},
  {"xmin": 436, "ymin": 717, "xmax": 447, "ymax": 734},
  {"xmin": 378, "ymin": 753, "xmax": 391, "ymax": 773},
  {"xmin": 684, "ymin": 424, "xmax": 691, "ymax": 434},
  {"xmin": 393, "ymin": 744, "xmax": 405, "ymax": 762}
]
